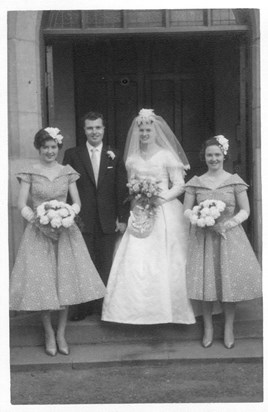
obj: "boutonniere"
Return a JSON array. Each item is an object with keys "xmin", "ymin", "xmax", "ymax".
[{"xmin": 107, "ymin": 150, "xmax": 116, "ymax": 160}]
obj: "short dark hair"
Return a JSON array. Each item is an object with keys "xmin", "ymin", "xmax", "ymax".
[
  {"xmin": 34, "ymin": 128, "xmax": 63, "ymax": 150},
  {"xmin": 82, "ymin": 111, "xmax": 105, "ymax": 127},
  {"xmin": 199, "ymin": 137, "xmax": 229, "ymax": 162}
]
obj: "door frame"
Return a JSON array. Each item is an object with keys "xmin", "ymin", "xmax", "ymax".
[{"xmin": 42, "ymin": 15, "xmax": 261, "ymax": 259}]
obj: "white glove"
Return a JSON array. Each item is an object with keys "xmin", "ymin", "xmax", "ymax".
[
  {"xmin": 223, "ymin": 209, "xmax": 249, "ymax": 229},
  {"xmin": 71, "ymin": 203, "xmax": 81, "ymax": 215},
  {"xmin": 21, "ymin": 206, "xmax": 35, "ymax": 222}
]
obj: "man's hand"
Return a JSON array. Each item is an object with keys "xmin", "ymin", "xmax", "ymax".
[{"xmin": 115, "ymin": 220, "xmax": 127, "ymax": 234}]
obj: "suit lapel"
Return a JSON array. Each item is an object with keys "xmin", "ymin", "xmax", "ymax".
[
  {"xmin": 77, "ymin": 145, "xmax": 96, "ymax": 185},
  {"xmin": 98, "ymin": 146, "xmax": 108, "ymax": 187}
]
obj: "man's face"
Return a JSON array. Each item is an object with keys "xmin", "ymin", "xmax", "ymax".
[{"xmin": 84, "ymin": 118, "xmax": 105, "ymax": 147}]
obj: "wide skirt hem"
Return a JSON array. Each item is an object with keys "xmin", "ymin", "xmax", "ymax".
[
  {"xmin": 188, "ymin": 295, "xmax": 262, "ymax": 303},
  {"xmin": 101, "ymin": 317, "xmax": 196, "ymax": 325}
]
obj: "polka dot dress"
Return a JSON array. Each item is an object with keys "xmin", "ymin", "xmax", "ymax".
[
  {"xmin": 10, "ymin": 164, "xmax": 105, "ymax": 311},
  {"xmin": 185, "ymin": 174, "xmax": 262, "ymax": 302}
]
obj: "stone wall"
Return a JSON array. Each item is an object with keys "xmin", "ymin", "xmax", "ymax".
[{"xmin": 8, "ymin": 11, "xmax": 43, "ymax": 267}]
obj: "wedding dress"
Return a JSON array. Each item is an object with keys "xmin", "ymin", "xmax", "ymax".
[{"xmin": 102, "ymin": 149, "xmax": 196, "ymax": 324}]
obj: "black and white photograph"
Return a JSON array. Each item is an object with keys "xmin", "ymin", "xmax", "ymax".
[{"xmin": 1, "ymin": 1, "xmax": 267, "ymax": 410}]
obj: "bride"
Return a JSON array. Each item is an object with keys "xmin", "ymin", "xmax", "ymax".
[{"xmin": 101, "ymin": 109, "xmax": 195, "ymax": 324}]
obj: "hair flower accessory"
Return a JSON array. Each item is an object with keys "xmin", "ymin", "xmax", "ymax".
[
  {"xmin": 215, "ymin": 135, "xmax": 229, "ymax": 155},
  {"xmin": 107, "ymin": 150, "xmax": 116, "ymax": 160},
  {"xmin": 44, "ymin": 127, "xmax": 64, "ymax": 144},
  {"xmin": 137, "ymin": 109, "xmax": 155, "ymax": 125}
]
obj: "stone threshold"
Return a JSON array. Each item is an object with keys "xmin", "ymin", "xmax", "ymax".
[{"xmin": 11, "ymin": 338, "xmax": 262, "ymax": 372}]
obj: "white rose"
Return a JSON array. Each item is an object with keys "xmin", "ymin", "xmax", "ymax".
[
  {"xmin": 50, "ymin": 217, "xmax": 62, "ymax": 228},
  {"xmin": 58, "ymin": 208, "xmax": 69, "ymax": 218},
  {"xmin": 200, "ymin": 207, "xmax": 210, "ymax": 217},
  {"xmin": 201, "ymin": 200, "xmax": 211, "ymax": 208},
  {"xmin": 36, "ymin": 205, "xmax": 46, "ymax": 217},
  {"xmin": 204, "ymin": 216, "xmax": 215, "ymax": 226},
  {"xmin": 39, "ymin": 215, "xmax": 50, "ymax": 225},
  {"xmin": 197, "ymin": 218, "xmax": 206, "ymax": 227},
  {"xmin": 209, "ymin": 207, "xmax": 220, "ymax": 219},
  {"xmin": 61, "ymin": 216, "xmax": 74, "ymax": 228},
  {"xmin": 107, "ymin": 150, "xmax": 116, "ymax": 160},
  {"xmin": 58, "ymin": 201, "xmax": 67, "ymax": 208},
  {"xmin": 192, "ymin": 205, "xmax": 200, "ymax": 214},
  {"xmin": 190, "ymin": 215, "xmax": 198, "ymax": 225},
  {"xmin": 49, "ymin": 200, "xmax": 60, "ymax": 209},
  {"xmin": 216, "ymin": 201, "xmax": 226, "ymax": 212},
  {"xmin": 47, "ymin": 209, "xmax": 58, "ymax": 219}
]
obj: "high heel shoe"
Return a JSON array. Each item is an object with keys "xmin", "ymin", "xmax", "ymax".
[
  {"xmin": 202, "ymin": 338, "xmax": 213, "ymax": 348},
  {"xmin": 44, "ymin": 334, "xmax": 57, "ymax": 357},
  {"xmin": 56, "ymin": 335, "xmax": 70, "ymax": 355},
  {"xmin": 224, "ymin": 340, "xmax": 235, "ymax": 349},
  {"xmin": 202, "ymin": 329, "xmax": 213, "ymax": 348},
  {"xmin": 224, "ymin": 328, "xmax": 235, "ymax": 349}
]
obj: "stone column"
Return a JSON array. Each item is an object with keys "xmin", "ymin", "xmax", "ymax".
[
  {"xmin": 8, "ymin": 11, "xmax": 43, "ymax": 267},
  {"xmin": 249, "ymin": 10, "xmax": 262, "ymax": 262}
]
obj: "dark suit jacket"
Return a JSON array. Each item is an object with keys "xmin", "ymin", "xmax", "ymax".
[{"xmin": 63, "ymin": 144, "xmax": 129, "ymax": 234}]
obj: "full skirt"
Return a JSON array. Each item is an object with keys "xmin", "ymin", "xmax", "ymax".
[
  {"xmin": 186, "ymin": 224, "xmax": 262, "ymax": 302},
  {"xmin": 10, "ymin": 223, "xmax": 105, "ymax": 311},
  {"xmin": 102, "ymin": 199, "xmax": 196, "ymax": 324}
]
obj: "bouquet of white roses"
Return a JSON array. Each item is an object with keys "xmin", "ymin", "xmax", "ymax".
[
  {"xmin": 35, "ymin": 200, "xmax": 76, "ymax": 240},
  {"xmin": 188, "ymin": 199, "xmax": 226, "ymax": 228},
  {"xmin": 125, "ymin": 177, "xmax": 162, "ymax": 238}
]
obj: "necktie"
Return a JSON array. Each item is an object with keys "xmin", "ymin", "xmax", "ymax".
[{"xmin": 91, "ymin": 148, "xmax": 99, "ymax": 185}]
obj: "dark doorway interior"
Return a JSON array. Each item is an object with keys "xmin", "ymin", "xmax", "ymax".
[{"xmin": 73, "ymin": 35, "xmax": 217, "ymax": 178}]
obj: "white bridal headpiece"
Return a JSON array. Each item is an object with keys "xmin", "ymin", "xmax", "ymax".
[
  {"xmin": 215, "ymin": 135, "xmax": 229, "ymax": 155},
  {"xmin": 44, "ymin": 127, "xmax": 64, "ymax": 144},
  {"xmin": 136, "ymin": 108, "xmax": 156, "ymax": 126},
  {"xmin": 124, "ymin": 108, "xmax": 190, "ymax": 171}
]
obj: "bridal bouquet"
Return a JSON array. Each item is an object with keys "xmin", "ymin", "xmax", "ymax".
[
  {"xmin": 125, "ymin": 177, "xmax": 162, "ymax": 238},
  {"xmin": 35, "ymin": 200, "xmax": 76, "ymax": 240}
]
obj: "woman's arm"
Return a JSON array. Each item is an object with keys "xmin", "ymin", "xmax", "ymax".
[
  {"xmin": 17, "ymin": 181, "xmax": 35, "ymax": 222},
  {"xmin": 17, "ymin": 181, "xmax": 31, "ymax": 210},
  {"xmin": 68, "ymin": 182, "xmax": 81, "ymax": 213},
  {"xmin": 183, "ymin": 191, "xmax": 196, "ymax": 211},
  {"xmin": 160, "ymin": 166, "xmax": 185, "ymax": 203},
  {"xmin": 223, "ymin": 190, "xmax": 250, "ymax": 229},
  {"xmin": 236, "ymin": 190, "xmax": 250, "ymax": 215}
]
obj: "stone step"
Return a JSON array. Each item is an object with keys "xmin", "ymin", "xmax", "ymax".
[
  {"xmin": 10, "ymin": 299, "xmax": 263, "ymax": 347},
  {"xmin": 10, "ymin": 338, "xmax": 263, "ymax": 372}
]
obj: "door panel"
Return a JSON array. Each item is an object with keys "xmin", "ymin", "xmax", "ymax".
[
  {"xmin": 74, "ymin": 37, "xmax": 213, "ymax": 174},
  {"xmin": 114, "ymin": 78, "xmax": 139, "ymax": 151}
]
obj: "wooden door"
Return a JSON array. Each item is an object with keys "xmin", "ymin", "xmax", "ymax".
[{"xmin": 74, "ymin": 36, "xmax": 213, "ymax": 177}]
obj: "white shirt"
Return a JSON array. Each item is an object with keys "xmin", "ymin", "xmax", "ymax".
[{"xmin": 86, "ymin": 141, "xmax": 103, "ymax": 171}]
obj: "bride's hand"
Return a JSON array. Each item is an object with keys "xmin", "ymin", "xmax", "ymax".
[{"xmin": 154, "ymin": 196, "xmax": 165, "ymax": 207}]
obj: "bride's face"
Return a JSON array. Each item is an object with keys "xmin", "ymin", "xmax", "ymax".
[{"xmin": 139, "ymin": 123, "xmax": 156, "ymax": 145}]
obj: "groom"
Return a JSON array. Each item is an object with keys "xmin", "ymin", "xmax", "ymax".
[{"xmin": 63, "ymin": 111, "xmax": 129, "ymax": 320}]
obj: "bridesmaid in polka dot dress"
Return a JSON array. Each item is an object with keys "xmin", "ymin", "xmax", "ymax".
[
  {"xmin": 183, "ymin": 136, "xmax": 262, "ymax": 349},
  {"xmin": 10, "ymin": 128, "xmax": 105, "ymax": 356}
]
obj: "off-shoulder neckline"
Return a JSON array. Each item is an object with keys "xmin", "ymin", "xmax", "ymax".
[
  {"xmin": 18, "ymin": 164, "xmax": 77, "ymax": 182},
  {"xmin": 186, "ymin": 173, "xmax": 248, "ymax": 190}
]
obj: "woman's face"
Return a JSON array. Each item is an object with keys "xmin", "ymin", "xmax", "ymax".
[
  {"xmin": 39, "ymin": 139, "xmax": 59, "ymax": 163},
  {"xmin": 205, "ymin": 145, "xmax": 224, "ymax": 171},
  {"xmin": 139, "ymin": 123, "xmax": 156, "ymax": 145}
]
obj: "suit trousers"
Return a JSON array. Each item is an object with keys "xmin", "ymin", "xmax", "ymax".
[{"xmin": 83, "ymin": 220, "xmax": 117, "ymax": 287}]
